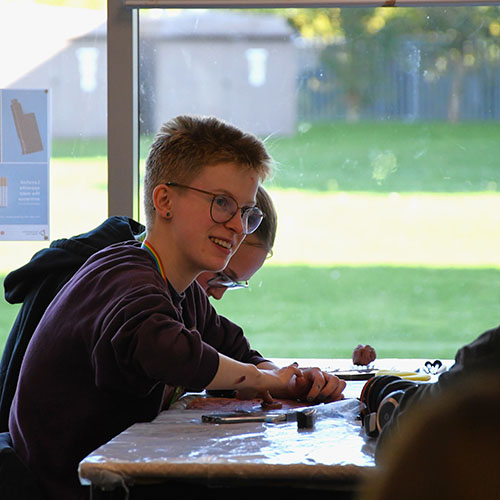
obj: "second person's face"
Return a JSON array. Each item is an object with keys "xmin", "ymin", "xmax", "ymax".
[{"xmin": 197, "ymin": 233, "xmax": 268, "ymax": 300}]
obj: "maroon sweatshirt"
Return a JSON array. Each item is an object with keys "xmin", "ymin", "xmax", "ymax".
[{"xmin": 9, "ymin": 241, "xmax": 266, "ymax": 500}]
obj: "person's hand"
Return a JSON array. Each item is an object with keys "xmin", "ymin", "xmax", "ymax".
[
  {"xmin": 235, "ymin": 363, "xmax": 302, "ymax": 402},
  {"xmin": 286, "ymin": 367, "xmax": 346, "ymax": 404}
]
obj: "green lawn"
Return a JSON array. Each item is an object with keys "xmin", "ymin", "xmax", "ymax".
[
  {"xmin": 213, "ymin": 265, "xmax": 500, "ymax": 360},
  {"xmin": 1, "ymin": 121, "xmax": 499, "ymax": 359},
  {"xmin": 2, "ymin": 265, "xmax": 498, "ymax": 360},
  {"xmin": 0, "ymin": 296, "xmax": 19, "ymax": 350},
  {"xmin": 53, "ymin": 121, "xmax": 500, "ymax": 193},
  {"xmin": 265, "ymin": 121, "xmax": 500, "ymax": 193}
]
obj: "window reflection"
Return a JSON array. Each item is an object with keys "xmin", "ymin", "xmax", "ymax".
[
  {"xmin": 246, "ymin": 48, "xmax": 269, "ymax": 87},
  {"xmin": 76, "ymin": 47, "xmax": 100, "ymax": 93},
  {"xmin": 0, "ymin": 2, "xmax": 108, "ymax": 345}
]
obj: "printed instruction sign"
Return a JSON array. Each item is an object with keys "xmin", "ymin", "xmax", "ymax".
[{"xmin": 0, "ymin": 89, "xmax": 50, "ymax": 241}]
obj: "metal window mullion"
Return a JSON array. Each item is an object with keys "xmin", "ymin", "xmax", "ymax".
[
  {"xmin": 107, "ymin": 0, "xmax": 139, "ymax": 219},
  {"xmin": 122, "ymin": 0, "xmax": 500, "ymax": 8}
]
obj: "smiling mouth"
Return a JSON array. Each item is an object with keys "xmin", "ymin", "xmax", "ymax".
[{"xmin": 210, "ymin": 237, "xmax": 232, "ymax": 250}]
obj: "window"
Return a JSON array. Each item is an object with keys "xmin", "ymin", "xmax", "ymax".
[
  {"xmin": 0, "ymin": 1, "xmax": 108, "ymax": 349},
  {"xmin": 119, "ymin": 2, "xmax": 500, "ymax": 359},
  {"xmin": 2, "ymin": 1, "xmax": 498, "ymax": 361}
]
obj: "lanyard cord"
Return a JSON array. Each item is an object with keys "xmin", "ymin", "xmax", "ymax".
[
  {"xmin": 141, "ymin": 239, "xmax": 184, "ymax": 407},
  {"xmin": 141, "ymin": 240, "xmax": 167, "ymax": 282}
]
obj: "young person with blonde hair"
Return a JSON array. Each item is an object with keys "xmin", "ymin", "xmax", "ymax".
[
  {"xmin": 9, "ymin": 116, "xmax": 345, "ymax": 500},
  {"xmin": 0, "ymin": 185, "xmax": 276, "ymax": 433}
]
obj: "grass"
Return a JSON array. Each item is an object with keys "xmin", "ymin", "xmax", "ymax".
[
  {"xmin": 59, "ymin": 121, "xmax": 500, "ymax": 193},
  {"xmin": 0, "ymin": 296, "xmax": 19, "ymax": 349},
  {"xmin": 1, "ymin": 120, "xmax": 500, "ymax": 360},
  {"xmin": 265, "ymin": 121, "xmax": 500, "ymax": 193},
  {"xmin": 214, "ymin": 265, "xmax": 500, "ymax": 359},
  {"xmin": 3, "ymin": 265, "xmax": 498, "ymax": 360},
  {"xmin": 270, "ymin": 190, "xmax": 500, "ymax": 268}
]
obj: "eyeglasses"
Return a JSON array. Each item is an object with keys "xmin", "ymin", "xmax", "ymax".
[
  {"xmin": 207, "ymin": 272, "xmax": 248, "ymax": 290},
  {"xmin": 166, "ymin": 182, "xmax": 264, "ymax": 235}
]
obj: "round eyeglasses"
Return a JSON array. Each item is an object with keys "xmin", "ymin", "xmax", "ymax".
[
  {"xmin": 207, "ymin": 272, "xmax": 249, "ymax": 290},
  {"xmin": 166, "ymin": 182, "xmax": 264, "ymax": 235}
]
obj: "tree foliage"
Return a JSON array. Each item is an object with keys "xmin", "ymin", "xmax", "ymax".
[
  {"xmin": 279, "ymin": 6, "xmax": 500, "ymax": 122},
  {"xmin": 34, "ymin": 2, "xmax": 500, "ymax": 122}
]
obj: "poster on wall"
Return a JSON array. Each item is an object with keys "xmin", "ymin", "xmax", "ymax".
[{"xmin": 0, "ymin": 89, "xmax": 50, "ymax": 241}]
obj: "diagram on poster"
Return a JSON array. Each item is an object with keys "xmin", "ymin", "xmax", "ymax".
[
  {"xmin": 11, "ymin": 98, "xmax": 44, "ymax": 155},
  {"xmin": 0, "ymin": 89, "xmax": 50, "ymax": 241}
]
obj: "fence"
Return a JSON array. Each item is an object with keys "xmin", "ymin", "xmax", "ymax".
[{"xmin": 296, "ymin": 37, "xmax": 500, "ymax": 123}]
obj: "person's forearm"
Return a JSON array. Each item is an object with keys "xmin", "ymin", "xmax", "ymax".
[
  {"xmin": 207, "ymin": 354, "xmax": 301, "ymax": 401},
  {"xmin": 257, "ymin": 360, "xmax": 279, "ymax": 370},
  {"xmin": 206, "ymin": 353, "xmax": 264, "ymax": 392}
]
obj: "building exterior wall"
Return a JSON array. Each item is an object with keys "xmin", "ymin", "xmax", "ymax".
[
  {"xmin": 152, "ymin": 38, "xmax": 296, "ymax": 137},
  {"xmin": 3, "ymin": 8, "xmax": 296, "ymax": 139}
]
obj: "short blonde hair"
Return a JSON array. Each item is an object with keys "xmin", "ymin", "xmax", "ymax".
[{"xmin": 144, "ymin": 115, "xmax": 272, "ymax": 227}]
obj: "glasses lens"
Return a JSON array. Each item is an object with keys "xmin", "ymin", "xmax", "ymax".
[
  {"xmin": 211, "ymin": 195, "xmax": 237, "ymax": 223},
  {"xmin": 207, "ymin": 273, "xmax": 248, "ymax": 289},
  {"xmin": 210, "ymin": 194, "xmax": 263, "ymax": 235},
  {"xmin": 243, "ymin": 207, "xmax": 264, "ymax": 234}
]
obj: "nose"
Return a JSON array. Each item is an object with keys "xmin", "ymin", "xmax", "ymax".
[
  {"xmin": 224, "ymin": 210, "xmax": 245, "ymax": 235},
  {"xmin": 208, "ymin": 287, "xmax": 226, "ymax": 300}
]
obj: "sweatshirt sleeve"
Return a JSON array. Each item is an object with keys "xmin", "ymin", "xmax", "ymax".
[
  {"xmin": 187, "ymin": 283, "xmax": 268, "ymax": 367},
  {"xmin": 91, "ymin": 281, "xmax": 220, "ymax": 395},
  {"xmin": 376, "ymin": 324, "xmax": 500, "ymax": 460}
]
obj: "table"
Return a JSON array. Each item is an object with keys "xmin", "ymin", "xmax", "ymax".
[{"xmin": 78, "ymin": 358, "xmax": 451, "ymax": 499}]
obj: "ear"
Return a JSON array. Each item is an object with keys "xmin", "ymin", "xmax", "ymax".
[{"xmin": 152, "ymin": 184, "xmax": 173, "ymax": 219}]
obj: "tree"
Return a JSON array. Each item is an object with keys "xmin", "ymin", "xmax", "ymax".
[
  {"xmin": 278, "ymin": 8, "xmax": 381, "ymax": 121},
  {"xmin": 321, "ymin": 8, "xmax": 393, "ymax": 122},
  {"xmin": 281, "ymin": 6, "xmax": 500, "ymax": 122}
]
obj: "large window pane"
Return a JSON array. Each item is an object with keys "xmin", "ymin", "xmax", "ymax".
[
  {"xmin": 138, "ymin": 7, "xmax": 500, "ymax": 359},
  {"xmin": 0, "ymin": 2, "xmax": 108, "ymax": 350}
]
